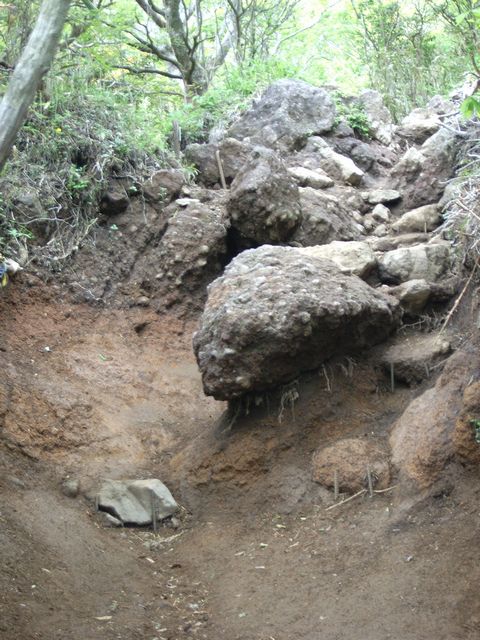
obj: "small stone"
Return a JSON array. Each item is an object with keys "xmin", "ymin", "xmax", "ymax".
[
  {"xmin": 372, "ymin": 204, "xmax": 390, "ymax": 223},
  {"xmin": 364, "ymin": 189, "xmax": 401, "ymax": 205},
  {"xmin": 61, "ymin": 478, "xmax": 80, "ymax": 498}
]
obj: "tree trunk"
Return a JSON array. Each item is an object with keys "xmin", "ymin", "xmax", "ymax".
[{"xmin": 0, "ymin": 0, "xmax": 72, "ymax": 173}]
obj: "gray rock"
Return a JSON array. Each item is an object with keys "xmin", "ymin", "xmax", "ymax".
[
  {"xmin": 287, "ymin": 166, "xmax": 334, "ymax": 189},
  {"xmin": 193, "ymin": 245, "xmax": 401, "ymax": 400},
  {"xmin": 299, "ymin": 241, "xmax": 376, "ymax": 279},
  {"xmin": 334, "ymin": 121, "xmax": 355, "ymax": 138},
  {"xmin": 97, "ymin": 479, "xmax": 178, "ymax": 525},
  {"xmin": 387, "ymin": 279, "xmax": 432, "ymax": 314},
  {"xmin": 378, "ymin": 242, "xmax": 454, "ymax": 284},
  {"xmin": 372, "ymin": 204, "xmax": 390, "ymax": 223},
  {"xmin": 184, "ymin": 138, "xmax": 253, "ymax": 186},
  {"xmin": 397, "ymin": 108, "xmax": 441, "ymax": 143},
  {"xmin": 392, "ymin": 204, "xmax": 441, "ymax": 234},
  {"xmin": 372, "ymin": 223, "xmax": 388, "ymax": 237},
  {"xmin": 391, "ymin": 128, "xmax": 460, "ymax": 210},
  {"xmin": 367, "ymin": 232, "xmax": 431, "ymax": 252},
  {"xmin": 317, "ymin": 146, "xmax": 364, "ymax": 185},
  {"xmin": 99, "ymin": 512, "xmax": 123, "ymax": 528},
  {"xmin": 357, "ymin": 90, "xmax": 395, "ymax": 145},
  {"xmin": 292, "ymin": 187, "xmax": 361, "ymax": 247},
  {"xmin": 333, "ymin": 137, "xmax": 378, "ymax": 172},
  {"xmin": 364, "ymin": 189, "xmax": 401, "ymax": 205},
  {"xmin": 228, "ymin": 146, "xmax": 301, "ymax": 247},
  {"xmin": 227, "ymin": 79, "xmax": 336, "ymax": 150}
]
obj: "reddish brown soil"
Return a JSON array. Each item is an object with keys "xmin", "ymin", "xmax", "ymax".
[{"xmin": 1, "ymin": 279, "xmax": 480, "ymax": 640}]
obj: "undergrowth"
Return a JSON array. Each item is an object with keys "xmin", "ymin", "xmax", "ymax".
[
  {"xmin": 443, "ymin": 118, "xmax": 480, "ymax": 264},
  {"xmin": 333, "ymin": 93, "xmax": 371, "ymax": 138},
  {"xmin": 0, "ymin": 84, "xmax": 169, "ymax": 266}
]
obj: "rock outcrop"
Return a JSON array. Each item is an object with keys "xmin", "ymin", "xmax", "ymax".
[
  {"xmin": 227, "ymin": 79, "xmax": 336, "ymax": 150},
  {"xmin": 193, "ymin": 245, "xmax": 401, "ymax": 400}
]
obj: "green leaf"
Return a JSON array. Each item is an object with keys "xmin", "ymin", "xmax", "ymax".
[{"xmin": 461, "ymin": 96, "xmax": 480, "ymax": 119}]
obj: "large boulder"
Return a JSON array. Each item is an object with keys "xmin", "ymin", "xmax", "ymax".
[
  {"xmin": 378, "ymin": 241, "xmax": 453, "ymax": 284},
  {"xmin": 391, "ymin": 128, "xmax": 460, "ymax": 210},
  {"xmin": 292, "ymin": 187, "xmax": 362, "ymax": 247},
  {"xmin": 97, "ymin": 479, "xmax": 178, "ymax": 526},
  {"xmin": 299, "ymin": 241, "xmax": 376, "ymax": 279},
  {"xmin": 184, "ymin": 138, "xmax": 253, "ymax": 186},
  {"xmin": 227, "ymin": 79, "xmax": 336, "ymax": 151},
  {"xmin": 193, "ymin": 246, "xmax": 401, "ymax": 400},
  {"xmin": 228, "ymin": 146, "xmax": 301, "ymax": 247}
]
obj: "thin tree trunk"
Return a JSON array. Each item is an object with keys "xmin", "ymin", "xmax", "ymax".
[{"xmin": 0, "ymin": 0, "xmax": 72, "ymax": 173}]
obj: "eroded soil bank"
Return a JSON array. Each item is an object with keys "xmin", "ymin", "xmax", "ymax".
[{"xmin": 1, "ymin": 280, "xmax": 480, "ymax": 640}]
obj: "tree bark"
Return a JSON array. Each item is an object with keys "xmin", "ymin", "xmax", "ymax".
[{"xmin": 0, "ymin": 0, "xmax": 72, "ymax": 173}]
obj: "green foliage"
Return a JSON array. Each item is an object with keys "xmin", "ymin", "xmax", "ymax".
[
  {"xmin": 351, "ymin": 0, "xmax": 466, "ymax": 120},
  {"xmin": 461, "ymin": 95, "xmax": 480, "ymax": 118},
  {"xmin": 470, "ymin": 419, "xmax": 480, "ymax": 443},
  {"xmin": 334, "ymin": 96, "xmax": 371, "ymax": 138}
]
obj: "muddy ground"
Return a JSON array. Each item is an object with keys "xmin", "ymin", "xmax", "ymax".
[{"xmin": 1, "ymin": 280, "xmax": 480, "ymax": 640}]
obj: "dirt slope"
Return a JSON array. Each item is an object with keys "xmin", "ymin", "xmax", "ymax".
[{"xmin": 1, "ymin": 277, "xmax": 480, "ymax": 640}]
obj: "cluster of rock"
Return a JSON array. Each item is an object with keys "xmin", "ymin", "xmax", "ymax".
[
  {"xmin": 98, "ymin": 78, "xmax": 461, "ymax": 404},
  {"xmin": 94, "ymin": 78, "xmax": 469, "ymax": 497},
  {"xmin": 179, "ymin": 80, "xmax": 459, "ymax": 400}
]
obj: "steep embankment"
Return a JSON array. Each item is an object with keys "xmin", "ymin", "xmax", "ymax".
[{"xmin": 1, "ymin": 80, "xmax": 480, "ymax": 640}]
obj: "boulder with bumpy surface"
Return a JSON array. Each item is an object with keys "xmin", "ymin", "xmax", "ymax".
[
  {"xmin": 140, "ymin": 195, "xmax": 229, "ymax": 305},
  {"xmin": 227, "ymin": 79, "xmax": 336, "ymax": 150},
  {"xmin": 193, "ymin": 246, "xmax": 401, "ymax": 400},
  {"xmin": 228, "ymin": 146, "xmax": 301, "ymax": 247},
  {"xmin": 292, "ymin": 187, "xmax": 362, "ymax": 247}
]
